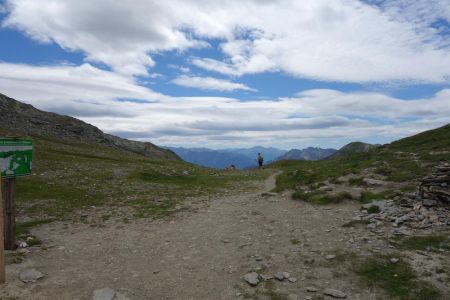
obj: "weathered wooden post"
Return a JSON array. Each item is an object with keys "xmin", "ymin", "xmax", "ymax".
[
  {"xmin": 0, "ymin": 174, "xmax": 5, "ymax": 283},
  {"xmin": 4, "ymin": 178, "xmax": 16, "ymax": 250}
]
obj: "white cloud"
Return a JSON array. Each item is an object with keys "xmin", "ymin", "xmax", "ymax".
[
  {"xmin": 171, "ymin": 75, "xmax": 256, "ymax": 92},
  {"xmin": 2, "ymin": 0, "xmax": 450, "ymax": 82},
  {"xmin": 0, "ymin": 62, "xmax": 166, "ymax": 116},
  {"xmin": 1, "ymin": 62, "xmax": 449, "ymax": 149}
]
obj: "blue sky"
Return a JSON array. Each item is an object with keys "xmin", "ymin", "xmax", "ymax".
[{"xmin": 0, "ymin": 0, "xmax": 450, "ymax": 149}]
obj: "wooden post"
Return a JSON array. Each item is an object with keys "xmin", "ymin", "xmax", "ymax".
[
  {"xmin": 0, "ymin": 175, "xmax": 5, "ymax": 283},
  {"xmin": 4, "ymin": 178, "xmax": 15, "ymax": 250}
]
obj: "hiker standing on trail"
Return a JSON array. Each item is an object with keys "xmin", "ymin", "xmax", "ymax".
[{"xmin": 257, "ymin": 153, "xmax": 264, "ymax": 169}]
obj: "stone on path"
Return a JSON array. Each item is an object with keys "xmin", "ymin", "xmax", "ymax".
[
  {"xmin": 390, "ymin": 257, "xmax": 399, "ymax": 264},
  {"xmin": 260, "ymin": 274, "xmax": 273, "ymax": 281},
  {"xmin": 274, "ymin": 271, "xmax": 285, "ymax": 281},
  {"xmin": 288, "ymin": 277, "xmax": 297, "ymax": 283},
  {"xmin": 243, "ymin": 272, "xmax": 260, "ymax": 286},
  {"xmin": 325, "ymin": 254, "xmax": 336, "ymax": 260},
  {"xmin": 366, "ymin": 223, "xmax": 377, "ymax": 229},
  {"xmin": 318, "ymin": 186, "xmax": 332, "ymax": 192},
  {"xmin": 93, "ymin": 288, "xmax": 116, "ymax": 300},
  {"xmin": 18, "ymin": 241, "xmax": 28, "ymax": 248},
  {"xmin": 306, "ymin": 286, "xmax": 319, "ymax": 292},
  {"xmin": 362, "ymin": 200, "xmax": 387, "ymax": 210},
  {"xmin": 323, "ymin": 288, "xmax": 347, "ymax": 298},
  {"xmin": 19, "ymin": 268, "xmax": 44, "ymax": 283},
  {"xmin": 363, "ymin": 178, "xmax": 385, "ymax": 186}
]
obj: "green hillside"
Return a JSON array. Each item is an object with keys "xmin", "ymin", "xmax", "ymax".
[
  {"xmin": 390, "ymin": 123, "xmax": 450, "ymax": 153},
  {"xmin": 0, "ymin": 127, "xmax": 264, "ymax": 221},
  {"xmin": 327, "ymin": 141, "xmax": 377, "ymax": 159},
  {"xmin": 271, "ymin": 123, "xmax": 450, "ymax": 202}
]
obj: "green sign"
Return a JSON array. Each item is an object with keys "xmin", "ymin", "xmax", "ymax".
[{"xmin": 0, "ymin": 138, "xmax": 33, "ymax": 178}]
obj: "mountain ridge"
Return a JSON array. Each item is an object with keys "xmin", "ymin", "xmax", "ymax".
[
  {"xmin": 326, "ymin": 141, "xmax": 378, "ymax": 159},
  {"xmin": 277, "ymin": 147, "xmax": 336, "ymax": 161},
  {"xmin": 0, "ymin": 93, "xmax": 179, "ymax": 160}
]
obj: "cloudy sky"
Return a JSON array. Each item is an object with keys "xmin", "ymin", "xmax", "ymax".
[{"xmin": 0, "ymin": 0, "xmax": 450, "ymax": 149}]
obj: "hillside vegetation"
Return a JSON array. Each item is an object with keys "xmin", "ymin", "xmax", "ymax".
[
  {"xmin": 0, "ymin": 127, "xmax": 265, "ymax": 222},
  {"xmin": 271, "ymin": 123, "xmax": 450, "ymax": 202},
  {"xmin": 326, "ymin": 141, "xmax": 377, "ymax": 159}
]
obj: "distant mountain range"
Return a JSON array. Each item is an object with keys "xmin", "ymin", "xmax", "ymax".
[
  {"xmin": 277, "ymin": 147, "xmax": 336, "ymax": 161},
  {"xmin": 167, "ymin": 147, "xmax": 255, "ymax": 169},
  {"xmin": 223, "ymin": 146, "xmax": 287, "ymax": 163},
  {"xmin": 168, "ymin": 146, "xmax": 284, "ymax": 169},
  {"xmin": 168, "ymin": 146, "xmax": 340, "ymax": 169}
]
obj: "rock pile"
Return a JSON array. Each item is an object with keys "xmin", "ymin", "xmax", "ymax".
[
  {"xmin": 342, "ymin": 163, "xmax": 449, "ymax": 232},
  {"xmin": 418, "ymin": 163, "xmax": 450, "ymax": 204},
  {"xmin": 348, "ymin": 164, "xmax": 450, "ymax": 233}
]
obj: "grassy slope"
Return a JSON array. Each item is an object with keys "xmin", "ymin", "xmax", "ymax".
[
  {"xmin": 0, "ymin": 128, "xmax": 265, "ymax": 220},
  {"xmin": 271, "ymin": 123, "xmax": 450, "ymax": 196}
]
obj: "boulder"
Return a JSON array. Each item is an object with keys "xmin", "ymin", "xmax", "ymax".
[
  {"xmin": 274, "ymin": 271, "xmax": 285, "ymax": 281},
  {"xmin": 93, "ymin": 288, "xmax": 116, "ymax": 300},
  {"xmin": 19, "ymin": 268, "xmax": 44, "ymax": 283},
  {"xmin": 243, "ymin": 272, "xmax": 260, "ymax": 286},
  {"xmin": 323, "ymin": 288, "xmax": 347, "ymax": 298},
  {"xmin": 318, "ymin": 186, "xmax": 332, "ymax": 192}
]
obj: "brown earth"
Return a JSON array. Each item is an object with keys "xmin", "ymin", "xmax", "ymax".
[{"xmin": 0, "ymin": 173, "xmax": 447, "ymax": 299}]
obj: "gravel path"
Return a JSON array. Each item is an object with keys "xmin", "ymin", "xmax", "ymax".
[{"xmin": 1, "ymin": 173, "xmax": 379, "ymax": 299}]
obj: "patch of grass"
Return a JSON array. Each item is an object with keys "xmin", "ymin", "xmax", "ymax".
[
  {"xmin": 367, "ymin": 205, "xmax": 381, "ymax": 214},
  {"xmin": 16, "ymin": 177, "xmax": 106, "ymax": 217},
  {"xmin": 359, "ymin": 191, "xmax": 385, "ymax": 204},
  {"xmin": 130, "ymin": 168, "xmax": 266, "ymax": 193},
  {"xmin": 131, "ymin": 197, "xmax": 179, "ymax": 218},
  {"xmin": 354, "ymin": 255, "xmax": 441, "ymax": 300},
  {"xmin": 270, "ymin": 124, "xmax": 450, "ymax": 195},
  {"xmin": 292, "ymin": 190, "xmax": 353, "ymax": 205},
  {"xmin": 398, "ymin": 235, "xmax": 450, "ymax": 252},
  {"xmin": 5, "ymin": 252, "xmax": 25, "ymax": 264},
  {"xmin": 8, "ymin": 131, "xmax": 266, "ymax": 220},
  {"xmin": 15, "ymin": 219, "xmax": 53, "ymax": 237},
  {"xmin": 400, "ymin": 184, "xmax": 416, "ymax": 193}
]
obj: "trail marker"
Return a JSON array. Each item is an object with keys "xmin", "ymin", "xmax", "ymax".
[
  {"xmin": 0, "ymin": 138, "xmax": 33, "ymax": 282},
  {"xmin": 0, "ymin": 138, "xmax": 33, "ymax": 178}
]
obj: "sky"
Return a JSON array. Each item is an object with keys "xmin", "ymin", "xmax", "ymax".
[{"xmin": 0, "ymin": 0, "xmax": 450, "ymax": 150}]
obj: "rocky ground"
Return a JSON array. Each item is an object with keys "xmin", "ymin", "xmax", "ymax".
[{"xmin": 1, "ymin": 172, "xmax": 449, "ymax": 300}]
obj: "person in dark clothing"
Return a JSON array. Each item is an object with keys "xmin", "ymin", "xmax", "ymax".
[{"xmin": 257, "ymin": 153, "xmax": 264, "ymax": 169}]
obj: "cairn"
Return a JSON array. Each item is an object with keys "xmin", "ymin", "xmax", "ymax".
[
  {"xmin": 418, "ymin": 163, "xmax": 450, "ymax": 205},
  {"xmin": 348, "ymin": 163, "xmax": 450, "ymax": 234}
]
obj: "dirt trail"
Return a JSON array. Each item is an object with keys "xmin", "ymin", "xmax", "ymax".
[{"xmin": 1, "ymin": 172, "xmax": 379, "ymax": 299}]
